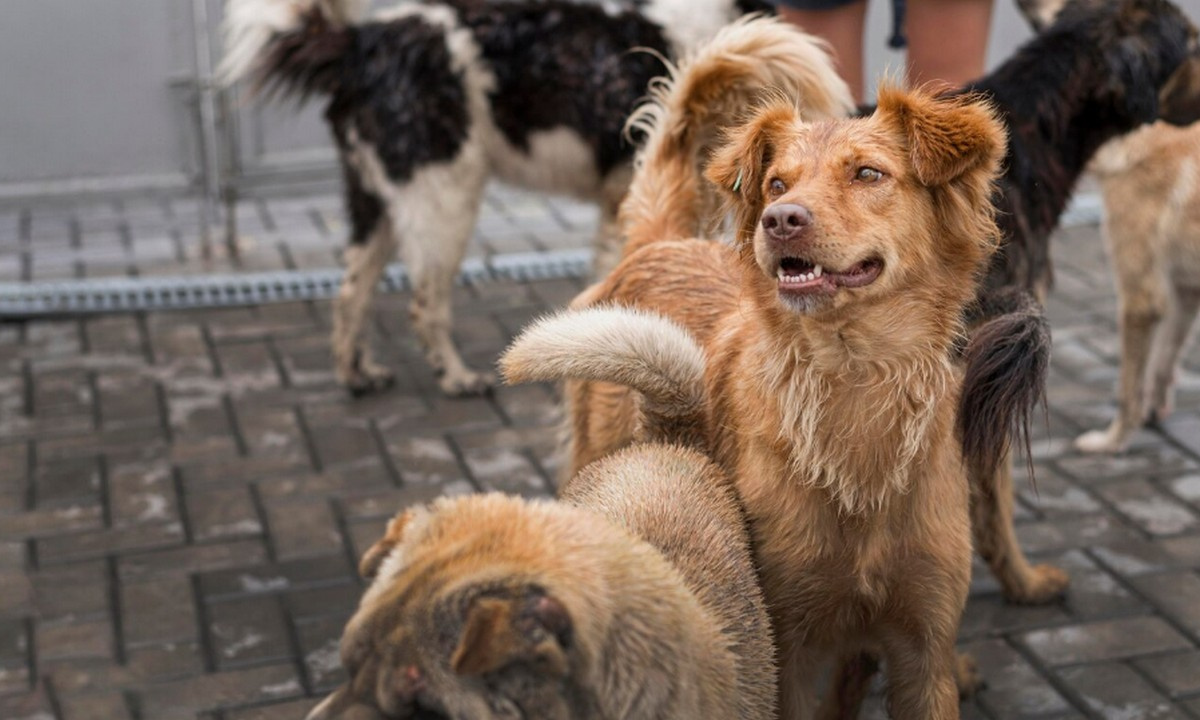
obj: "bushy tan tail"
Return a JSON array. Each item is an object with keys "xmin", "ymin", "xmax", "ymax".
[
  {"xmin": 501, "ymin": 307, "xmax": 707, "ymax": 447},
  {"xmin": 620, "ymin": 15, "xmax": 853, "ymax": 256}
]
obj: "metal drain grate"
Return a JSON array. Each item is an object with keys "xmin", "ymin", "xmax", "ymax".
[{"xmin": 0, "ymin": 248, "xmax": 593, "ymax": 317}]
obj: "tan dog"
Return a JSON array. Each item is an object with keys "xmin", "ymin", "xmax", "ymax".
[
  {"xmin": 536, "ymin": 37, "xmax": 1012, "ymax": 716},
  {"xmin": 1071, "ymin": 122, "xmax": 1200, "ymax": 452},
  {"xmin": 306, "ymin": 330, "xmax": 776, "ymax": 719}
]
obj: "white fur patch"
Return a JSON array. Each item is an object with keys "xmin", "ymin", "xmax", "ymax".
[
  {"xmin": 501, "ymin": 305, "xmax": 706, "ymax": 411},
  {"xmin": 218, "ymin": 0, "xmax": 367, "ymax": 86},
  {"xmin": 642, "ymin": 0, "xmax": 742, "ymax": 54},
  {"xmin": 488, "ymin": 127, "xmax": 606, "ymax": 199}
]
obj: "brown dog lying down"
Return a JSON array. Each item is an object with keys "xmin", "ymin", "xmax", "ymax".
[
  {"xmin": 306, "ymin": 341, "xmax": 776, "ymax": 720},
  {"xmin": 521, "ymin": 34, "xmax": 1013, "ymax": 718}
]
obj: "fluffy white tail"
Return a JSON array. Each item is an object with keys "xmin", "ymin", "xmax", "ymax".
[
  {"xmin": 620, "ymin": 15, "xmax": 853, "ymax": 255},
  {"xmin": 219, "ymin": 0, "xmax": 367, "ymax": 87},
  {"xmin": 501, "ymin": 306, "xmax": 708, "ymax": 445}
]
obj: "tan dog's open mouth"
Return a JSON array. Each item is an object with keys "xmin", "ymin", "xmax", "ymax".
[{"xmin": 775, "ymin": 256, "xmax": 884, "ymax": 296}]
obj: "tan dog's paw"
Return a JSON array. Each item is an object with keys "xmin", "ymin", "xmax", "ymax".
[
  {"xmin": 439, "ymin": 369, "xmax": 496, "ymax": 397},
  {"xmin": 1074, "ymin": 427, "xmax": 1125, "ymax": 454},
  {"xmin": 956, "ymin": 653, "xmax": 984, "ymax": 699},
  {"xmin": 1007, "ymin": 563, "xmax": 1069, "ymax": 604}
]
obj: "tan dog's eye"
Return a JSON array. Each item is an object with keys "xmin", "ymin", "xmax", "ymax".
[
  {"xmin": 768, "ymin": 178, "xmax": 787, "ymax": 197},
  {"xmin": 855, "ymin": 167, "xmax": 884, "ymax": 183}
]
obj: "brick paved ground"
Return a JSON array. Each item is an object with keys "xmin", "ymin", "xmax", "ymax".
[
  {"xmin": 0, "ymin": 186, "xmax": 599, "ymax": 282},
  {"xmin": 1, "ymin": 188, "xmax": 1199, "ymax": 719}
]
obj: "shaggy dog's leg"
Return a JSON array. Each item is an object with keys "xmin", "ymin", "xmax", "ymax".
[
  {"xmin": 777, "ymin": 643, "xmax": 821, "ymax": 720},
  {"xmin": 333, "ymin": 220, "xmax": 400, "ymax": 395},
  {"xmin": 880, "ymin": 636, "xmax": 960, "ymax": 720},
  {"xmin": 396, "ymin": 145, "xmax": 492, "ymax": 397},
  {"xmin": 971, "ymin": 456, "xmax": 1069, "ymax": 603},
  {"xmin": 1077, "ymin": 286, "xmax": 1165, "ymax": 453},
  {"xmin": 1146, "ymin": 286, "xmax": 1200, "ymax": 424}
]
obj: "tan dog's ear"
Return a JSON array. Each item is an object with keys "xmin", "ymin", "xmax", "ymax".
[
  {"xmin": 705, "ymin": 101, "xmax": 797, "ymax": 208},
  {"xmin": 875, "ymin": 85, "xmax": 1006, "ymax": 187},
  {"xmin": 359, "ymin": 509, "xmax": 416, "ymax": 580},
  {"xmin": 452, "ymin": 593, "xmax": 572, "ymax": 677}
]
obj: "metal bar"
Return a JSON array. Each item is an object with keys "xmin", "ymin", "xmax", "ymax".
[
  {"xmin": 0, "ymin": 249, "xmax": 594, "ymax": 317},
  {"xmin": 190, "ymin": 0, "xmax": 225, "ymax": 261}
]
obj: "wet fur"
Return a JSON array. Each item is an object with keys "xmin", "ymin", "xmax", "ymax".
[
  {"xmin": 1015, "ymin": 0, "xmax": 1200, "ymax": 455},
  {"xmin": 946, "ymin": 0, "xmax": 1200, "ymax": 604},
  {"xmin": 308, "ymin": 369, "xmax": 776, "ymax": 719},
  {"xmin": 559, "ymin": 31, "xmax": 1008, "ymax": 714},
  {"xmin": 220, "ymin": 0, "xmax": 848, "ymax": 397}
]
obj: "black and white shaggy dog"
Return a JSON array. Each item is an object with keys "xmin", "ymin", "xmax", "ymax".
[
  {"xmin": 221, "ymin": 0, "xmax": 853, "ymax": 396},
  {"xmin": 943, "ymin": 0, "xmax": 1200, "ymax": 606}
]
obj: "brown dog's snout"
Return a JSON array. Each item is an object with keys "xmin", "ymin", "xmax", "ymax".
[{"xmin": 762, "ymin": 204, "xmax": 813, "ymax": 242}]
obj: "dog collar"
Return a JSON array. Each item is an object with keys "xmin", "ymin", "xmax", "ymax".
[{"xmin": 732, "ymin": 170, "xmax": 743, "ymax": 194}]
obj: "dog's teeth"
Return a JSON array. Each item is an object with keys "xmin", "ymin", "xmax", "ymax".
[
  {"xmin": 805, "ymin": 272, "xmax": 814, "ymax": 281},
  {"xmin": 814, "ymin": 265, "xmax": 823, "ymax": 278}
]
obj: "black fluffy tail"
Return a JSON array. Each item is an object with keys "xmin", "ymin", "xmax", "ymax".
[{"xmin": 959, "ymin": 288, "xmax": 1050, "ymax": 480}]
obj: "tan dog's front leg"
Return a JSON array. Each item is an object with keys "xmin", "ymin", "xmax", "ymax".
[
  {"xmin": 881, "ymin": 636, "xmax": 961, "ymax": 719},
  {"xmin": 972, "ymin": 454, "xmax": 1068, "ymax": 604}
]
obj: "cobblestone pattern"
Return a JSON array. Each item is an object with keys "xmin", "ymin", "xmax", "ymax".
[
  {"xmin": 1, "ymin": 198, "xmax": 1199, "ymax": 718},
  {"xmin": 0, "ymin": 185, "xmax": 600, "ymax": 282}
]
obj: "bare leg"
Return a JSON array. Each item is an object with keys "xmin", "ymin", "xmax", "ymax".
[
  {"xmin": 333, "ymin": 221, "xmax": 400, "ymax": 396},
  {"xmin": 905, "ymin": 0, "xmax": 994, "ymax": 91},
  {"xmin": 1148, "ymin": 287, "xmax": 1200, "ymax": 422},
  {"xmin": 972, "ymin": 454, "xmax": 1069, "ymax": 603},
  {"xmin": 777, "ymin": 1, "xmax": 868, "ymax": 103}
]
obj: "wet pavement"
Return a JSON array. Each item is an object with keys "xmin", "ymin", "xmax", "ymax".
[{"xmin": 1, "ymin": 187, "xmax": 1199, "ymax": 719}]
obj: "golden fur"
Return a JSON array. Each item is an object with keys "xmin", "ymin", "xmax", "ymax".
[
  {"xmin": 549, "ymin": 29, "xmax": 1008, "ymax": 714},
  {"xmin": 307, "ymin": 441, "xmax": 776, "ymax": 720},
  {"xmin": 1073, "ymin": 121, "xmax": 1200, "ymax": 452}
]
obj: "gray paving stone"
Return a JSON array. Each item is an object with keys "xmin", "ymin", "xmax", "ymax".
[
  {"xmin": 1056, "ymin": 663, "xmax": 1186, "ymax": 719},
  {"xmin": 3, "ymin": 189, "xmax": 1198, "ymax": 717},
  {"xmin": 1022, "ymin": 617, "xmax": 1193, "ymax": 666}
]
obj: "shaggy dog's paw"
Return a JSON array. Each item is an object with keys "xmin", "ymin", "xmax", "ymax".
[
  {"xmin": 1008, "ymin": 563, "xmax": 1070, "ymax": 605},
  {"xmin": 345, "ymin": 366, "xmax": 397, "ymax": 397},
  {"xmin": 440, "ymin": 369, "xmax": 496, "ymax": 397},
  {"xmin": 1074, "ymin": 427, "xmax": 1125, "ymax": 454},
  {"xmin": 956, "ymin": 653, "xmax": 984, "ymax": 699}
]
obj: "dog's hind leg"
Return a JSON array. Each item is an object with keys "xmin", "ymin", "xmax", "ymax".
[
  {"xmin": 1147, "ymin": 285, "xmax": 1200, "ymax": 423},
  {"xmin": 1076, "ymin": 256, "xmax": 1168, "ymax": 453},
  {"xmin": 972, "ymin": 456, "xmax": 1069, "ymax": 604},
  {"xmin": 395, "ymin": 146, "xmax": 493, "ymax": 397},
  {"xmin": 332, "ymin": 166, "xmax": 400, "ymax": 396}
]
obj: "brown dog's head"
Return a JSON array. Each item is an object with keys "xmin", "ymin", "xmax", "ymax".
[
  {"xmin": 706, "ymin": 86, "xmax": 1005, "ymax": 318},
  {"xmin": 1015, "ymin": 0, "xmax": 1200, "ymax": 126},
  {"xmin": 307, "ymin": 496, "xmax": 600, "ymax": 720}
]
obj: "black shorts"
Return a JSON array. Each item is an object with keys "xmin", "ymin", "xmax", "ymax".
[{"xmin": 773, "ymin": 0, "xmax": 908, "ymax": 48}]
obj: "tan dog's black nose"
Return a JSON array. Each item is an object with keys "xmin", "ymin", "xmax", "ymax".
[{"xmin": 762, "ymin": 204, "xmax": 813, "ymax": 241}]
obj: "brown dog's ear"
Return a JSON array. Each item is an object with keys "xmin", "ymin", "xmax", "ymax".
[
  {"xmin": 451, "ymin": 593, "xmax": 572, "ymax": 677},
  {"xmin": 359, "ymin": 509, "xmax": 416, "ymax": 580},
  {"xmin": 705, "ymin": 101, "xmax": 797, "ymax": 208},
  {"xmin": 875, "ymin": 85, "xmax": 1006, "ymax": 187}
]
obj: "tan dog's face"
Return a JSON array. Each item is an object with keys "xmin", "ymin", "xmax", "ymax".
[
  {"xmin": 307, "ymin": 499, "xmax": 579, "ymax": 720},
  {"xmin": 707, "ymin": 87, "xmax": 1005, "ymax": 316}
]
